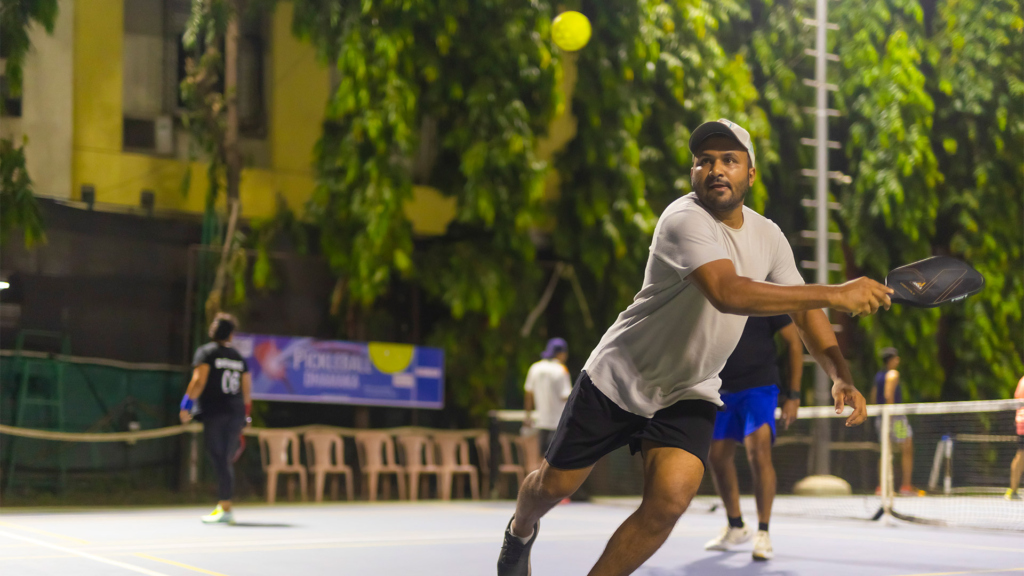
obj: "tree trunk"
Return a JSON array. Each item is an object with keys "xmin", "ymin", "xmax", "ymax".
[{"xmin": 205, "ymin": 5, "xmax": 242, "ymax": 320}]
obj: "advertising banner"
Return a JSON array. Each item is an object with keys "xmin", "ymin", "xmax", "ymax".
[{"xmin": 232, "ymin": 333, "xmax": 444, "ymax": 409}]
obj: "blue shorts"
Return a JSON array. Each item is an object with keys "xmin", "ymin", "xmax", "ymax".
[{"xmin": 713, "ymin": 384, "xmax": 779, "ymax": 443}]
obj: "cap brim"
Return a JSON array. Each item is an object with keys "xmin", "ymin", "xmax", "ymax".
[{"xmin": 688, "ymin": 121, "xmax": 744, "ymax": 155}]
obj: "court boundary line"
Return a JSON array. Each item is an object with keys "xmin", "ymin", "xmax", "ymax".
[
  {"xmin": 0, "ymin": 530, "xmax": 169, "ymax": 576},
  {"xmin": 897, "ymin": 565, "xmax": 1024, "ymax": 569},
  {"xmin": 0, "ymin": 519, "xmax": 91, "ymax": 544}
]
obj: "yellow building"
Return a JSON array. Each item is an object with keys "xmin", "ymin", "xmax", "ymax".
[{"xmin": 1, "ymin": 0, "xmax": 458, "ymax": 233}]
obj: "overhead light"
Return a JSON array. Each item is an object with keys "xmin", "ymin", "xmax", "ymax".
[{"xmin": 0, "ymin": 282, "xmax": 9, "ymax": 290}]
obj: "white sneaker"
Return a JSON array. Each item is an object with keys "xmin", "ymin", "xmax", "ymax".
[
  {"xmin": 201, "ymin": 505, "xmax": 235, "ymax": 525},
  {"xmin": 752, "ymin": 530, "xmax": 773, "ymax": 561},
  {"xmin": 704, "ymin": 525, "xmax": 752, "ymax": 551}
]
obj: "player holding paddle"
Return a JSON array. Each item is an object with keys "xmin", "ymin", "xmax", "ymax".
[
  {"xmin": 497, "ymin": 119, "xmax": 891, "ymax": 576},
  {"xmin": 180, "ymin": 313, "xmax": 252, "ymax": 525}
]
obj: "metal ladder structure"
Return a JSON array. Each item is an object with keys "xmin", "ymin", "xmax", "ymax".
[
  {"xmin": 800, "ymin": 0, "xmax": 851, "ymax": 477},
  {"xmin": 5, "ymin": 330, "xmax": 71, "ymax": 493}
]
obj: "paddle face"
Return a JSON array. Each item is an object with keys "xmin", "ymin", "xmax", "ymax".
[{"xmin": 885, "ymin": 256, "xmax": 984, "ymax": 308}]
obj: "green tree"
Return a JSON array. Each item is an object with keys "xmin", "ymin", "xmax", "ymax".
[
  {"xmin": 0, "ymin": 0, "xmax": 57, "ymax": 246},
  {"xmin": 552, "ymin": 0, "xmax": 770, "ymax": 360},
  {"xmin": 831, "ymin": 0, "xmax": 946, "ymax": 394},
  {"xmin": 291, "ymin": 0, "xmax": 562, "ymax": 420},
  {"xmin": 734, "ymin": 0, "xmax": 1022, "ymax": 400},
  {"xmin": 0, "ymin": 138, "xmax": 44, "ymax": 246},
  {"xmin": 927, "ymin": 0, "xmax": 1024, "ymax": 398},
  {"xmin": 261, "ymin": 0, "xmax": 1021, "ymax": 420},
  {"xmin": 286, "ymin": 1, "xmax": 770, "ymax": 421},
  {"xmin": 180, "ymin": 0, "xmax": 250, "ymax": 321},
  {"xmin": 0, "ymin": 0, "xmax": 58, "ymax": 97}
]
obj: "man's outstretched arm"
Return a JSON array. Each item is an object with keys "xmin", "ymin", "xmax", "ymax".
[
  {"xmin": 789, "ymin": 309, "xmax": 867, "ymax": 427},
  {"xmin": 688, "ymin": 259, "xmax": 892, "ymax": 317}
]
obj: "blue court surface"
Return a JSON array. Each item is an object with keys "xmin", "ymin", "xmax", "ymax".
[{"xmin": 1, "ymin": 498, "xmax": 1021, "ymax": 576}]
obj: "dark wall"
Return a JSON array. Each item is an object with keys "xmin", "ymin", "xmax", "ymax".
[{"xmin": 0, "ymin": 201, "xmax": 334, "ymax": 365}]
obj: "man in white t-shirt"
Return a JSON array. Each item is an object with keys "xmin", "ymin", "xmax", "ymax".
[
  {"xmin": 498, "ymin": 119, "xmax": 892, "ymax": 576},
  {"xmin": 524, "ymin": 338, "xmax": 573, "ymax": 454}
]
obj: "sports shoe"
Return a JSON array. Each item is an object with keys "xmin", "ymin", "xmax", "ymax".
[
  {"xmin": 752, "ymin": 530, "xmax": 773, "ymax": 561},
  {"xmin": 1006, "ymin": 489, "xmax": 1021, "ymax": 501},
  {"xmin": 899, "ymin": 485, "xmax": 919, "ymax": 496},
  {"xmin": 704, "ymin": 525, "xmax": 752, "ymax": 551},
  {"xmin": 497, "ymin": 517, "xmax": 538, "ymax": 576},
  {"xmin": 201, "ymin": 505, "xmax": 235, "ymax": 525}
]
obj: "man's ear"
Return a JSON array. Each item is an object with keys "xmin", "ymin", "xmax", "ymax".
[{"xmin": 748, "ymin": 166, "xmax": 756, "ymax": 186}]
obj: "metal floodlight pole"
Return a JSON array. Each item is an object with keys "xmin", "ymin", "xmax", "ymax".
[{"xmin": 812, "ymin": 0, "xmax": 832, "ymax": 476}]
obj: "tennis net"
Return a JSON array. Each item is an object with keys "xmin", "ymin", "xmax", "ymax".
[{"xmin": 490, "ymin": 397, "xmax": 1024, "ymax": 532}]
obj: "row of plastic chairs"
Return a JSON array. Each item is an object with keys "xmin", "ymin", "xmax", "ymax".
[{"xmin": 256, "ymin": 429, "xmax": 542, "ymax": 504}]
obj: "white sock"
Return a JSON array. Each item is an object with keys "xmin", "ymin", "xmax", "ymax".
[{"xmin": 510, "ymin": 520, "xmax": 533, "ymax": 543}]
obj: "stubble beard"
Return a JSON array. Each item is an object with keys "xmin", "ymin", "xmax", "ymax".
[{"xmin": 697, "ymin": 179, "xmax": 749, "ymax": 213}]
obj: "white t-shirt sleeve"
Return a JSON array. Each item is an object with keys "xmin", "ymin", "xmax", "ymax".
[
  {"xmin": 767, "ymin": 226, "xmax": 805, "ymax": 286},
  {"xmin": 524, "ymin": 363, "xmax": 538, "ymax": 393},
  {"xmin": 653, "ymin": 209, "xmax": 731, "ymax": 280}
]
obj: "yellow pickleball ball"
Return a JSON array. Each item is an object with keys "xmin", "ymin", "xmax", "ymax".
[{"xmin": 552, "ymin": 11, "xmax": 591, "ymax": 52}]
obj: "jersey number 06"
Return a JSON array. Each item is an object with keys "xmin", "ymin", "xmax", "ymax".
[{"xmin": 221, "ymin": 371, "xmax": 241, "ymax": 395}]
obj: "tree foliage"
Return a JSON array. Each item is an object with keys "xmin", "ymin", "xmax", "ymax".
[
  {"xmin": 553, "ymin": 0, "xmax": 769, "ymax": 344},
  {"xmin": 736, "ymin": 0, "xmax": 1022, "ymax": 399},
  {"xmin": 0, "ymin": 0, "xmax": 58, "ymax": 98},
  {"xmin": 238, "ymin": 0, "xmax": 1023, "ymax": 420},
  {"xmin": 0, "ymin": 0, "xmax": 58, "ymax": 247},
  {"xmin": 292, "ymin": 0, "xmax": 562, "ymax": 420},
  {"xmin": 0, "ymin": 137, "xmax": 45, "ymax": 247},
  {"xmin": 830, "ymin": 0, "xmax": 946, "ymax": 393},
  {"xmin": 927, "ymin": 0, "xmax": 1024, "ymax": 398},
  {"xmin": 285, "ymin": 0, "xmax": 770, "ymax": 421}
]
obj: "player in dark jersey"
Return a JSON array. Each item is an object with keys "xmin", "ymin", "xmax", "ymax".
[
  {"xmin": 179, "ymin": 312, "xmax": 252, "ymax": 524},
  {"xmin": 704, "ymin": 315, "xmax": 803, "ymax": 561},
  {"xmin": 870, "ymin": 347, "xmax": 915, "ymax": 495}
]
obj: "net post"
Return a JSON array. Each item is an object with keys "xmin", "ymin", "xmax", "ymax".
[
  {"xmin": 928, "ymin": 435, "xmax": 947, "ymax": 492},
  {"xmin": 488, "ymin": 410, "xmax": 500, "ymax": 500},
  {"xmin": 942, "ymin": 436, "xmax": 953, "ymax": 495},
  {"xmin": 879, "ymin": 404, "xmax": 894, "ymax": 516}
]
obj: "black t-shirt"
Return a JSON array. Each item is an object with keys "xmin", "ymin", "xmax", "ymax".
[
  {"xmin": 719, "ymin": 315, "xmax": 792, "ymax": 393},
  {"xmin": 192, "ymin": 342, "xmax": 248, "ymax": 415}
]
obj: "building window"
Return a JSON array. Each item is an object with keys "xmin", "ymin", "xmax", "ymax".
[
  {"xmin": 0, "ymin": 76, "xmax": 22, "ymax": 118},
  {"xmin": 174, "ymin": 30, "xmax": 266, "ymax": 138},
  {"xmin": 122, "ymin": 0, "xmax": 268, "ymax": 155}
]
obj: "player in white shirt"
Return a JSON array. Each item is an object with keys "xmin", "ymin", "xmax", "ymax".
[
  {"xmin": 524, "ymin": 338, "xmax": 573, "ymax": 454},
  {"xmin": 498, "ymin": 119, "xmax": 892, "ymax": 576}
]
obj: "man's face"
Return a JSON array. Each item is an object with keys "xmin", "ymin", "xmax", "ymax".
[{"xmin": 690, "ymin": 135, "xmax": 755, "ymax": 212}]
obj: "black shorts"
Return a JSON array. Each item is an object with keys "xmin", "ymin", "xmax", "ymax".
[{"xmin": 544, "ymin": 371, "xmax": 717, "ymax": 472}]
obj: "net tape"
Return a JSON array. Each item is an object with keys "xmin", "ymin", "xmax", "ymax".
[
  {"xmin": 0, "ymin": 423, "xmax": 488, "ymax": 442},
  {"xmin": 492, "ymin": 398, "xmax": 1024, "ymax": 421}
]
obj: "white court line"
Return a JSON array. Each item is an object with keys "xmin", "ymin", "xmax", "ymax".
[
  {"xmin": 0, "ymin": 530, "xmax": 169, "ymax": 576},
  {"xmin": 0, "ymin": 519, "xmax": 90, "ymax": 544},
  {"xmin": 892, "ymin": 565, "xmax": 1024, "ymax": 569},
  {"xmin": 64, "ymin": 528, "xmax": 628, "ymax": 553}
]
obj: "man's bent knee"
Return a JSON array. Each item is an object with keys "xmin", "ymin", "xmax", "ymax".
[
  {"xmin": 639, "ymin": 490, "xmax": 694, "ymax": 528},
  {"xmin": 531, "ymin": 461, "xmax": 587, "ymax": 502}
]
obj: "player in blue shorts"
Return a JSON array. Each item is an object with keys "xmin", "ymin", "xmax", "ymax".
[{"xmin": 704, "ymin": 315, "xmax": 803, "ymax": 560}]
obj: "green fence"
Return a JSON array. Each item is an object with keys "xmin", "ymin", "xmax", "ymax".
[{"xmin": 0, "ymin": 351, "xmax": 189, "ymax": 492}]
